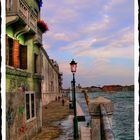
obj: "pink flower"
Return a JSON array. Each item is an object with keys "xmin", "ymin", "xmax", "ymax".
[{"xmin": 37, "ymin": 20, "xmax": 49, "ymax": 33}]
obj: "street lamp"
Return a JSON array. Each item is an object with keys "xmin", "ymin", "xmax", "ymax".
[
  {"xmin": 70, "ymin": 59, "xmax": 79, "ymax": 139},
  {"xmin": 71, "ymin": 80, "xmax": 74, "ymax": 103}
]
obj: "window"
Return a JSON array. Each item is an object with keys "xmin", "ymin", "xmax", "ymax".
[
  {"xmin": 25, "ymin": 92, "xmax": 36, "ymax": 121},
  {"xmin": 34, "ymin": 53, "xmax": 38, "ymax": 73},
  {"xmin": 8, "ymin": 37, "xmax": 14, "ymax": 66},
  {"xmin": 19, "ymin": 44, "xmax": 27, "ymax": 69},
  {"xmin": 31, "ymin": 94, "xmax": 35, "ymax": 117},
  {"xmin": 26, "ymin": 94, "xmax": 30, "ymax": 120},
  {"xmin": 6, "ymin": 36, "xmax": 28, "ymax": 69}
]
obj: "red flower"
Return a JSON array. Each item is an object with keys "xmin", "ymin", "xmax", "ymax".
[{"xmin": 37, "ymin": 20, "xmax": 49, "ymax": 33}]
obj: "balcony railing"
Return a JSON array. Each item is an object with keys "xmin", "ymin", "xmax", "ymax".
[
  {"xmin": 37, "ymin": 28, "xmax": 42, "ymax": 43},
  {"xmin": 6, "ymin": 0, "xmax": 37, "ymax": 33},
  {"xmin": 18, "ymin": 0, "xmax": 29, "ymax": 23},
  {"xmin": 29, "ymin": 11, "xmax": 37, "ymax": 32}
]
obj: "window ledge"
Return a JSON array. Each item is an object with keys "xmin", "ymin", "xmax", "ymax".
[
  {"xmin": 26, "ymin": 117, "xmax": 36, "ymax": 123},
  {"xmin": 6, "ymin": 65, "xmax": 31, "ymax": 77},
  {"xmin": 33, "ymin": 73, "xmax": 43, "ymax": 80}
]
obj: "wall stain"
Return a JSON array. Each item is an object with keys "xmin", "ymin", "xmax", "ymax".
[{"xmin": 6, "ymin": 106, "xmax": 15, "ymax": 127}]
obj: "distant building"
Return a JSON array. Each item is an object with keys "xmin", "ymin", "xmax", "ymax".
[
  {"xmin": 102, "ymin": 85, "xmax": 122, "ymax": 92},
  {"xmin": 58, "ymin": 72, "xmax": 63, "ymax": 94},
  {"xmin": 90, "ymin": 86, "xmax": 102, "ymax": 92},
  {"xmin": 122, "ymin": 85, "xmax": 134, "ymax": 91},
  {"xmin": 62, "ymin": 88, "xmax": 70, "ymax": 94},
  {"xmin": 101, "ymin": 85, "xmax": 134, "ymax": 92},
  {"xmin": 76, "ymin": 84, "xmax": 82, "ymax": 93}
]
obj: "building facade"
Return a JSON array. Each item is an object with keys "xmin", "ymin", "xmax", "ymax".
[
  {"xmin": 6, "ymin": 0, "xmax": 47, "ymax": 139},
  {"xmin": 41, "ymin": 47, "xmax": 62, "ymax": 106}
]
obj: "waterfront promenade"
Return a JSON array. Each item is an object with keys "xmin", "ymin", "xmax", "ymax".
[{"xmin": 31, "ymin": 97, "xmax": 73, "ymax": 140}]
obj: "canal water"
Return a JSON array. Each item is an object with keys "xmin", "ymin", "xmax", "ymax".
[
  {"xmin": 56, "ymin": 91, "xmax": 134, "ymax": 140},
  {"xmin": 77, "ymin": 91, "xmax": 134, "ymax": 140}
]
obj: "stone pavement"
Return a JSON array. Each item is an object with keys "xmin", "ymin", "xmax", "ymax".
[{"xmin": 31, "ymin": 98, "xmax": 73, "ymax": 140}]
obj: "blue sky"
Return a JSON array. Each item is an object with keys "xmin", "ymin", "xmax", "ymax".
[{"xmin": 41, "ymin": 0, "xmax": 134, "ymax": 88}]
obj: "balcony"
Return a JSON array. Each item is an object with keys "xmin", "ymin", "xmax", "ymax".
[
  {"xmin": 6, "ymin": 0, "xmax": 38, "ymax": 33},
  {"xmin": 34, "ymin": 28, "xmax": 42, "ymax": 45}
]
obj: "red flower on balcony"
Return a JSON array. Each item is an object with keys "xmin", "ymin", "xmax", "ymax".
[{"xmin": 37, "ymin": 20, "xmax": 49, "ymax": 33}]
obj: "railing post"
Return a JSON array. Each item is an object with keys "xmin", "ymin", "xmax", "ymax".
[
  {"xmin": 88, "ymin": 96, "xmax": 114, "ymax": 140},
  {"xmin": 100, "ymin": 104, "xmax": 114, "ymax": 140}
]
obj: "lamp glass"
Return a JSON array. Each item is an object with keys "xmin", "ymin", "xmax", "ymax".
[{"xmin": 70, "ymin": 60, "xmax": 77, "ymax": 73}]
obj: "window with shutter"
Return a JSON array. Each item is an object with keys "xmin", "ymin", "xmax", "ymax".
[
  {"xmin": 8, "ymin": 37, "xmax": 14, "ymax": 66},
  {"xmin": 34, "ymin": 53, "xmax": 38, "ymax": 73},
  {"xmin": 13, "ymin": 39, "xmax": 20, "ymax": 68},
  {"xmin": 31, "ymin": 94, "xmax": 35, "ymax": 117},
  {"xmin": 26, "ymin": 94, "xmax": 30, "ymax": 120},
  {"xmin": 19, "ymin": 44, "xmax": 27, "ymax": 69},
  {"xmin": 6, "ymin": 35, "xmax": 9, "ymax": 65}
]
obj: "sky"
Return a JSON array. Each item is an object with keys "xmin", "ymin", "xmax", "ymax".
[{"xmin": 41, "ymin": 0, "xmax": 134, "ymax": 88}]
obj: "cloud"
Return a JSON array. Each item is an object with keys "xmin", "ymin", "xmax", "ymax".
[
  {"xmin": 41, "ymin": 3, "xmax": 79, "ymax": 25},
  {"xmin": 103, "ymin": 0, "xmax": 128, "ymax": 11},
  {"xmin": 52, "ymin": 33, "xmax": 70, "ymax": 41},
  {"xmin": 59, "ymin": 61, "xmax": 71, "ymax": 75},
  {"xmin": 75, "ymin": 42, "xmax": 133, "ymax": 60},
  {"xmin": 81, "ymin": 15, "xmax": 112, "ymax": 35},
  {"xmin": 63, "ymin": 0, "xmax": 109, "ymax": 12},
  {"xmin": 59, "ymin": 38, "xmax": 97, "ymax": 51},
  {"xmin": 59, "ymin": 57, "xmax": 133, "ymax": 80},
  {"xmin": 43, "ymin": 44, "xmax": 51, "ymax": 50},
  {"xmin": 49, "ymin": 10, "xmax": 78, "ymax": 25},
  {"xmin": 91, "ymin": 58, "xmax": 133, "ymax": 77},
  {"xmin": 59, "ymin": 26, "xmax": 134, "ymax": 60}
]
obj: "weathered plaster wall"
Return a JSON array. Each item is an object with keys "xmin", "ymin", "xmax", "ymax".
[
  {"xmin": 6, "ymin": 89, "xmax": 38, "ymax": 140},
  {"xmin": 6, "ymin": 67, "xmax": 42, "ymax": 139},
  {"xmin": 27, "ymin": 39, "xmax": 34, "ymax": 72},
  {"xmin": 41, "ymin": 47, "xmax": 60, "ymax": 106}
]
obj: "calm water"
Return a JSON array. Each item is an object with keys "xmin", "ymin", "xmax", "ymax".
[{"xmin": 77, "ymin": 91, "xmax": 134, "ymax": 140}]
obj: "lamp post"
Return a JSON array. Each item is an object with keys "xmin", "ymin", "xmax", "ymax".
[
  {"xmin": 70, "ymin": 59, "xmax": 79, "ymax": 139},
  {"xmin": 71, "ymin": 80, "xmax": 74, "ymax": 105}
]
